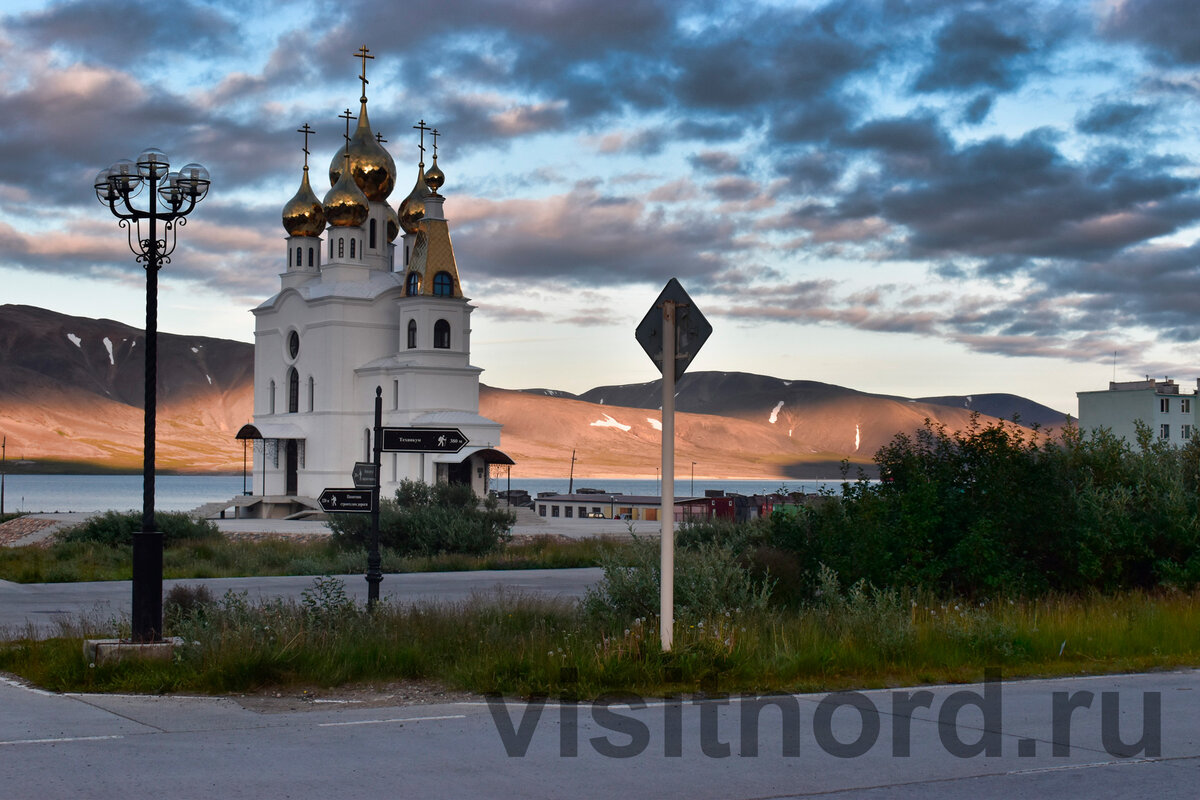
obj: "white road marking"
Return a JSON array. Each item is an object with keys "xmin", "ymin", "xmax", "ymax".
[
  {"xmin": 318, "ymin": 714, "xmax": 466, "ymax": 727},
  {"xmin": 0, "ymin": 735, "xmax": 125, "ymax": 746}
]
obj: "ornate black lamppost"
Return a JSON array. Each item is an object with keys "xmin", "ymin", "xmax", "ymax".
[{"xmin": 95, "ymin": 149, "xmax": 210, "ymax": 642}]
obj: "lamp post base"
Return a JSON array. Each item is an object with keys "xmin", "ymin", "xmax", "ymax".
[{"xmin": 131, "ymin": 530, "xmax": 164, "ymax": 642}]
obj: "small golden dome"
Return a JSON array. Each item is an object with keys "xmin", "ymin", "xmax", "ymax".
[
  {"xmin": 329, "ymin": 102, "xmax": 396, "ymax": 202},
  {"xmin": 398, "ymin": 164, "xmax": 429, "ymax": 234},
  {"xmin": 424, "ymin": 155, "xmax": 445, "ymax": 194},
  {"xmin": 282, "ymin": 168, "xmax": 326, "ymax": 237},
  {"xmin": 323, "ymin": 157, "xmax": 370, "ymax": 228},
  {"xmin": 385, "ymin": 204, "xmax": 400, "ymax": 242}
]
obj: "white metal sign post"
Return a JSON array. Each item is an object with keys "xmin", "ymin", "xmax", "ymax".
[
  {"xmin": 660, "ymin": 299, "xmax": 676, "ymax": 651},
  {"xmin": 636, "ymin": 278, "xmax": 712, "ymax": 652}
]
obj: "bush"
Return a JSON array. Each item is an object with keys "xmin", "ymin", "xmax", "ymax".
[
  {"xmin": 328, "ymin": 479, "xmax": 514, "ymax": 557},
  {"xmin": 581, "ymin": 536, "xmax": 773, "ymax": 623},
  {"xmin": 59, "ymin": 511, "xmax": 221, "ymax": 547}
]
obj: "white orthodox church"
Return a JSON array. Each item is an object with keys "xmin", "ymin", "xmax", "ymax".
[{"xmin": 244, "ymin": 51, "xmax": 511, "ymax": 516}]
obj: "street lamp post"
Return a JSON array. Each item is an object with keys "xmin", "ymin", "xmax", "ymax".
[{"xmin": 95, "ymin": 149, "xmax": 210, "ymax": 642}]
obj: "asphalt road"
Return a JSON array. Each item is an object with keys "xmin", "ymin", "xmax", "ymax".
[
  {"xmin": 0, "ymin": 668, "xmax": 1193, "ymax": 798},
  {"xmin": 0, "ymin": 568, "xmax": 604, "ymax": 637}
]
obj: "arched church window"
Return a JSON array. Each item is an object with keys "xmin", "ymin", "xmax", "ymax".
[
  {"xmin": 350, "ymin": 238, "xmax": 356, "ymax": 259},
  {"xmin": 434, "ymin": 319, "xmax": 451, "ymax": 349},
  {"xmin": 308, "ymin": 247, "xmax": 315, "ymax": 267},
  {"xmin": 433, "ymin": 272, "xmax": 453, "ymax": 297},
  {"xmin": 269, "ymin": 380, "xmax": 276, "ymax": 414},
  {"xmin": 406, "ymin": 271, "xmax": 420, "ymax": 296},
  {"xmin": 295, "ymin": 247, "xmax": 301, "ymax": 267},
  {"xmin": 307, "ymin": 376, "xmax": 315, "ymax": 411},
  {"xmin": 407, "ymin": 319, "xmax": 417, "ymax": 349},
  {"xmin": 288, "ymin": 248, "xmax": 292, "ymax": 268},
  {"xmin": 287, "ymin": 331, "xmax": 300, "ymax": 360},
  {"xmin": 338, "ymin": 238, "xmax": 344, "ymax": 258},
  {"xmin": 329, "ymin": 239, "xmax": 333, "ymax": 259},
  {"xmin": 287, "ymin": 368, "xmax": 299, "ymax": 414},
  {"xmin": 369, "ymin": 219, "xmax": 377, "ymax": 249}
]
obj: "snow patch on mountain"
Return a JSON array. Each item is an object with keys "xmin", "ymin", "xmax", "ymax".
[
  {"xmin": 769, "ymin": 401, "xmax": 783, "ymax": 424},
  {"xmin": 67, "ymin": 333, "xmax": 81, "ymax": 348},
  {"xmin": 102, "ymin": 337, "xmax": 114, "ymax": 365},
  {"xmin": 591, "ymin": 414, "xmax": 631, "ymax": 432},
  {"xmin": 647, "ymin": 417, "xmax": 662, "ymax": 431}
]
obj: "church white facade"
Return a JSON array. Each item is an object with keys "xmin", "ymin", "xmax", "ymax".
[{"xmin": 247, "ymin": 51, "xmax": 509, "ymax": 513}]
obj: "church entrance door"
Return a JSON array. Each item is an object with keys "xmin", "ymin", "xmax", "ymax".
[
  {"xmin": 285, "ymin": 439, "xmax": 298, "ymax": 495},
  {"xmin": 447, "ymin": 459, "xmax": 471, "ymax": 486}
]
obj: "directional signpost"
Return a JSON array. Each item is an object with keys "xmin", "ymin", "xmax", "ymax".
[
  {"xmin": 318, "ymin": 488, "xmax": 373, "ymax": 513},
  {"xmin": 381, "ymin": 427, "xmax": 468, "ymax": 453},
  {"xmin": 636, "ymin": 277, "xmax": 712, "ymax": 652},
  {"xmin": 352, "ymin": 461, "xmax": 378, "ymax": 489}
]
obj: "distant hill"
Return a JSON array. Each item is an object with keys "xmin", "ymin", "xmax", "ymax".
[
  {"xmin": 0, "ymin": 304, "xmax": 1066, "ymax": 478},
  {"xmin": 913, "ymin": 393, "xmax": 1070, "ymax": 429},
  {"xmin": 0, "ymin": 304, "xmax": 252, "ymax": 471}
]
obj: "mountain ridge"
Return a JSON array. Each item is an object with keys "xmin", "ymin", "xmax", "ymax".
[{"xmin": 0, "ymin": 304, "xmax": 1068, "ymax": 478}]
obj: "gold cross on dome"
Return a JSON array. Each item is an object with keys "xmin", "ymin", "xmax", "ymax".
[
  {"xmin": 413, "ymin": 119, "xmax": 432, "ymax": 162},
  {"xmin": 431, "ymin": 128, "xmax": 440, "ymax": 157},
  {"xmin": 354, "ymin": 45, "xmax": 373, "ymax": 100},
  {"xmin": 376, "ymin": 132, "xmax": 387, "ymax": 144},
  {"xmin": 296, "ymin": 123, "xmax": 315, "ymax": 168},
  {"xmin": 339, "ymin": 108, "xmax": 355, "ymax": 158}
]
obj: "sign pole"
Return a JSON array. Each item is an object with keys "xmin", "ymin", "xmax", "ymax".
[
  {"xmin": 367, "ymin": 386, "xmax": 383, "ymax": 611},
  {"xmin": 661, "ymin": 300, "xmax": 676, "ymax": 652}
]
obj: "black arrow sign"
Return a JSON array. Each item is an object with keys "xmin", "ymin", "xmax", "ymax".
[
  {"xmin": 380, "ymin": 427, "xmax": 469, "ymax": 453},
  {"xmin": 352, "ymin": 461, "xmax": 378, "ymax": 489},
  {"xmin": 318, "ymin": 488, "xmax": 373, "ymax": 513}
]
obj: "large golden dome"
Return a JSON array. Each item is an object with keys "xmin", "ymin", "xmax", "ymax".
[
  {"xmin": 323, "ymin": 156, "xmax": 370, "ymax": 228},
  {"xmin": 329, "ymin": 102, "xmax": 396, "ymax": 202},
  {"xmin": 282, "ymin": 168, "xmax": 326, "ymax": 237},
  {"xmin": 398, "ymin": 164, "xmax": 429, "ymax": 234}
]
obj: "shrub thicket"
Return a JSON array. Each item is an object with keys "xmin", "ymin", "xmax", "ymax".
[
  {"xmin": 767, "ymin": 417, "xmax": 1200, "ymax": 598},
  {"xmin": 59, "ymin": 510, "xmax": 221, "ymax": 547},
  {"xmin": 328, "ymin": 479, "xmax": 514, "ymax": 556}
]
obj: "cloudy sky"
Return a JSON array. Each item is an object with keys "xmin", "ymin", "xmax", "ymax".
[{"xmin": 2, "ymin": 0, "xmax": 1198, "ymax": 414}]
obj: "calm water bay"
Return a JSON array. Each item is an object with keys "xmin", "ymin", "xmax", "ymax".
[{"xmin": 1, "ymin": 474, "xmax": 848, "ymax": 513}]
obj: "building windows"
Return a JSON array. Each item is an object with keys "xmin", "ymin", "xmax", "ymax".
[
  {"xmin": 538, "ymin": 505, "xmax": 547, "ymax": 517},
  {"xmin": 287, "ymin": 368, "xmax": 299, "ymax": 413},
  {"xmin": 551, "ymin": 505, "xmax": 560, "ymax": 517},
  {"xmin": 406, "ymin": 271, "xmax": 420, "ymax": 296},
  {"xmin": 294, "ymin": 247, "xmax": 300, "ymax": 267},
  {"xmin": 350, "ymin": 238, "xmax": 356, "ymax": 259},
  {"xmin": 308, "ymin": 376, "xmax": 315, "ymax": 411},
  {"xmin": 565, "ymin": 506, "xmax": 573, "ymax": 518},
  {"xmin": 269, "ymin": 380, "xmax": 276, "ymax": 414},
  {"xmin": 308, "ymin": 247, "xmax": 315, "ymax": 267},
  {"xmin": 1183, "ymin": 399, "xmax": 1191, "ymax": 413},
  {"xmin": 407, "ymin": 319, "xmax": 417, "ymax": 349},
  {"xmin": 1161, "ymin": 398, "xmax": 1170, "ymax": 413},
  {"xmin": 338, "ymin": 238, "xmax": 345, "ymax": 258},
  {"xmin": 433, "ymin": 271, "xmax": 453, "ymax": 296},
  {"xmin": 1161, "ymin": 423, "xmax": 1171, "ymax": 439},
  {"xmin": 434, "ymin": 319, "xmax": 450, "ymax": 349},
  {"xmin": 1184, "ymin": 425, "xmax": 1193, "ymax": 439},
  {"xmin": 369, "ymin": 218, "xmax": 377, "ymax": 250},
  {"xmin": 287, "ymin": 330, "xmax": 300, "ymax": 359}
]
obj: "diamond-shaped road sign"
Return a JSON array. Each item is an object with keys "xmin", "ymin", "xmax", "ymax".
[
  {"xmin": 636, "ymin": 278, "xmax": 712, "ymax": 381},
  {"xmin": 318, "ymin": 488, "xmax": 373, "ymax": 513}
]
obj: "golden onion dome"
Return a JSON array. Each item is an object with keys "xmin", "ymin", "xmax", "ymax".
[
  {"xmin": 329, "ymin": 102, "xmax": 396, "ymax": 202},
  {"xmin": 385, "ymin": 204, "xmax": 400, "ymax": 242},
  {"xmin": 323, "ymin": 156, "xmax": 370, "ymax": 228},
  {"xmin": 398, "ymin": 164, "xmax": 429, "ymax": 234},
  {"xmin": 424, "ymin": 154, "xmax": 445, "ymax": 194},
  {"xmin": 282, "ymin": 168, "xmax": 326, "ymax": 237}
]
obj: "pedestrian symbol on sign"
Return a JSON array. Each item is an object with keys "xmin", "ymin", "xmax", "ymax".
[{"xmin": 438, "ymin": 435, "xmax": 446, "ymax": 447}]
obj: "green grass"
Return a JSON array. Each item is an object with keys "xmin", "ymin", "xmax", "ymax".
[
  {"xmin": 0, "ymin": 535, "xmax": 623, "ymax": 583},
  {"xmin": 3, "ymin": 583, "xmax": 1199, "ymax": 698}
]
